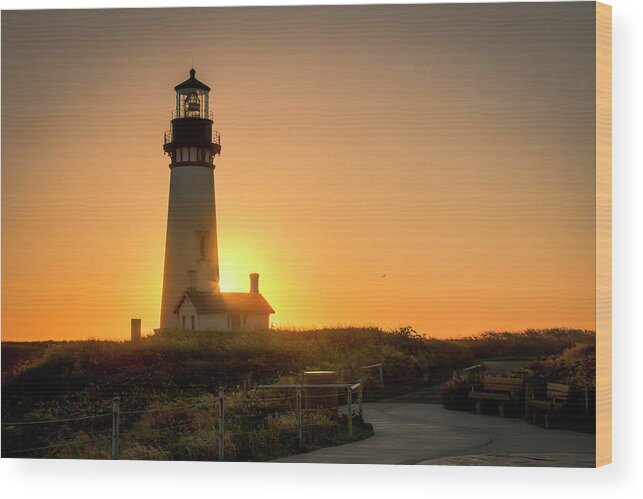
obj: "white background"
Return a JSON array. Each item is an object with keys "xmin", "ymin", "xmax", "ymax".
[{"xmin": 0, "ymin": 0, "xmax": 641, "ymax": 497}]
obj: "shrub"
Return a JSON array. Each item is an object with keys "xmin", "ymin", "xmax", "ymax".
[{"xmin": 441, "ymin": 379, "xmax": 472, "ymax": 411}]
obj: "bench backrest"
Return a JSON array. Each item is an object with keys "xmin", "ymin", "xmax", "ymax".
[
  {"xmin": 481, "ymin": 376, "xmax": 524, "ymax": 393},
  {"xmin": 546, "ymin": 383, "xmax": 570, "ymax": 400}
]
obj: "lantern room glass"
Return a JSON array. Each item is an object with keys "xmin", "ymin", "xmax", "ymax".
[{"xmin": 175, "ymin": 88, "xmax": 210, "ymax": 119}]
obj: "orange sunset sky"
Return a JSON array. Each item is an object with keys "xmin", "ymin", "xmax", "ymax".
[{"xmin": 1, "ymin": 4, "xmax": 597, "ymax": 341}]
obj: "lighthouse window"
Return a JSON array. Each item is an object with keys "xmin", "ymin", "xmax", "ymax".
[
  {"xmin": 184, "ymin": 91, "xmax": 201, "ymax": 118},
  {"xmin": 199, "ymin": 235, "xmax": 206, "ymax": 260}
]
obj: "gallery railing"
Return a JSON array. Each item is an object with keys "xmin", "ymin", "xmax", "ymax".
[
  {"xmin": 171, "ymin": 109, "xmax": 214, "ymax": 120},
  {"xmin": 163, "ymin": 129, "xmax": 221, "ymax": 146}
]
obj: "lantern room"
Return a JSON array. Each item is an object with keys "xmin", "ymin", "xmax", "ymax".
[
  {"xmin": 174, "ymin": 68, "xmax": 211, "ymax": 120},
  {"xmin": 163, "ymin": 68, "xmax": 221, "ymax": 166}
]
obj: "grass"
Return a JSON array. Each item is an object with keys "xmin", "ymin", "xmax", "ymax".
[
  {"xmin": 1, "ymin": 326, "xmax": 594, "ymax": 459},
  {"xmin": 32, "ymin": 391, "xmax": 374, "ymax": 462}
]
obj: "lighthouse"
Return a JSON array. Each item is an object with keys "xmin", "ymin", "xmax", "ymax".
[
  {"xmin": 159, "ymin": 69, "xmax": 274, "ymax": 331},
  {"xmin": 159, "ymin": 69, "xmax": 222, "ymax": 329}
]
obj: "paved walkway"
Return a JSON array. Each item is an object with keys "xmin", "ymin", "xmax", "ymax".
[{"xmin": 274, "ymin": 403, "xmax": 595, "ymax": 467}]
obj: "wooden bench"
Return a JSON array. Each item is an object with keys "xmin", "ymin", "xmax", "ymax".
[
  {"xmin": 468, "ymin": 376, "xmax": 524, "ymax": 417},
  {"xmin": 526, "ymin": 383, "xmax": 570, "ymax": 429}
]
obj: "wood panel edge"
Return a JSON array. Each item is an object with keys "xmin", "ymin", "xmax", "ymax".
[{"xmin": 595, "ymin": 0, "xmax": 612, "ymax": 468}]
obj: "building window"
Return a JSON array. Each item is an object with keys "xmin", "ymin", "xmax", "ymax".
[{"xmin": 191, "ymin": 315, "xmax": 195, "ymax": 331}]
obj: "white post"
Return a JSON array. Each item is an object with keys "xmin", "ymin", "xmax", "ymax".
[
  {"xmin": 346, "ymin": 386, "xmax": 353, "ymax": 437},
  {"xmin": 296, "ymin": 386, "xmax": 303, "ymax": 448},
  {"xmin": 218, "ymin": 387, "xmax": 225, "ymax": 461},
  {"xmin": 111, "ymin": 397, "xmax": 120, "ymax": 459},
  {"xmin": 379, "ymin": 364, "xmax": 384, "ymax": 385},
  {"xmin": 358, "ymin": 379, "xmax": 363, "ymax": 418}
]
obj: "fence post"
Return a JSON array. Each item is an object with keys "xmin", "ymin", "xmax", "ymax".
[
  {"xmin": 218, "ymin": 387, "xmax": 225, "ymax": 461},
  {"xmin": 111, "ymin": 397, "xmax": 120, "ymax": 459},
  {"xmin": 296, "ymin": 385, "xmax": 303, "ymax": 448},
  {"xmin": 358, "ymin": 379, "xmax": 363, "ymax": 418},
  {"xmin": 379, "ymin": 364, "xmax": 384, "ymax": 385},
  {"xmin": 346, "ymin": 386, "xmax": 353, "ymax": 437}
]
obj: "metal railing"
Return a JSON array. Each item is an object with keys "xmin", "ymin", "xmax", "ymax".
[
  {"xmin": 361, "ymin": 363, "xmax": 384, "ymax": 385},
  {"xmin": 256, "ymin": 381, "xmax": 363, "ymax": 444},
  {"xmin": 2, "ymin": 381, "xmax": 364, "ymax": 461},
  {"xmin": 163, "ymin": 129, "xmax": 221, "ymax": 146},
  {"xmin": 171, "ymin": 109, "xmax": 214, "ymax": 121}
]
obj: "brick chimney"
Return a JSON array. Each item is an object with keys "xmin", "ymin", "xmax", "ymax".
[{"xmin": 250, "ymin": 273, "xmax": 260, "ymax": 294}]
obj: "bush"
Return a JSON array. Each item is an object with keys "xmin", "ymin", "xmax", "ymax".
[
  {"xmin": 441, "ymin": 379, "xmax": 472, "ymax": 411},
  {"xmin": 457, "ymin": 328, "xmax": 595, "ymax": 360}
]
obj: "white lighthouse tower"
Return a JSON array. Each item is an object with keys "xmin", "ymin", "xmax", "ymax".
[{"xmin": 159, "ymin": 69, "xmax": 222, "ymax": 330}]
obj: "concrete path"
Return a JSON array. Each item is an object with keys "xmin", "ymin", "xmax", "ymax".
[{"xmin": 274, "ymin": 402, "xmax": 595, "ymax": 467}]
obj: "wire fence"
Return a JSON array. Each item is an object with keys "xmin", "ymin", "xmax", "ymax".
[{"xmin": 1, "ymin": 381, "xmax": 364, "ymax": 461}]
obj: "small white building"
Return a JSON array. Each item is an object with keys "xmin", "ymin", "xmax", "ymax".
[{"xmin": 174, "ymin": 273, "xmax": 274, "ymax": 331}]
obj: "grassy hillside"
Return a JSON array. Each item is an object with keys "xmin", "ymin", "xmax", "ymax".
[{"xmin": 1, "ymin": 326, "xmax": 594, "ymax": 460}]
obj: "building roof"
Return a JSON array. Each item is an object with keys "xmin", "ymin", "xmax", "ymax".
[
  {"xmin": 174, "ymin": 68, "xmax": 211, "ymax": 92},
  {"xmin": 174, "ymin": 290, "xmax": 275, "ymax": 315}
]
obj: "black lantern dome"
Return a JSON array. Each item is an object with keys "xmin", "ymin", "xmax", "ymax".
[{"xmin": 174, "ymin": 68, "xmax": 211, "ymax": 92}]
